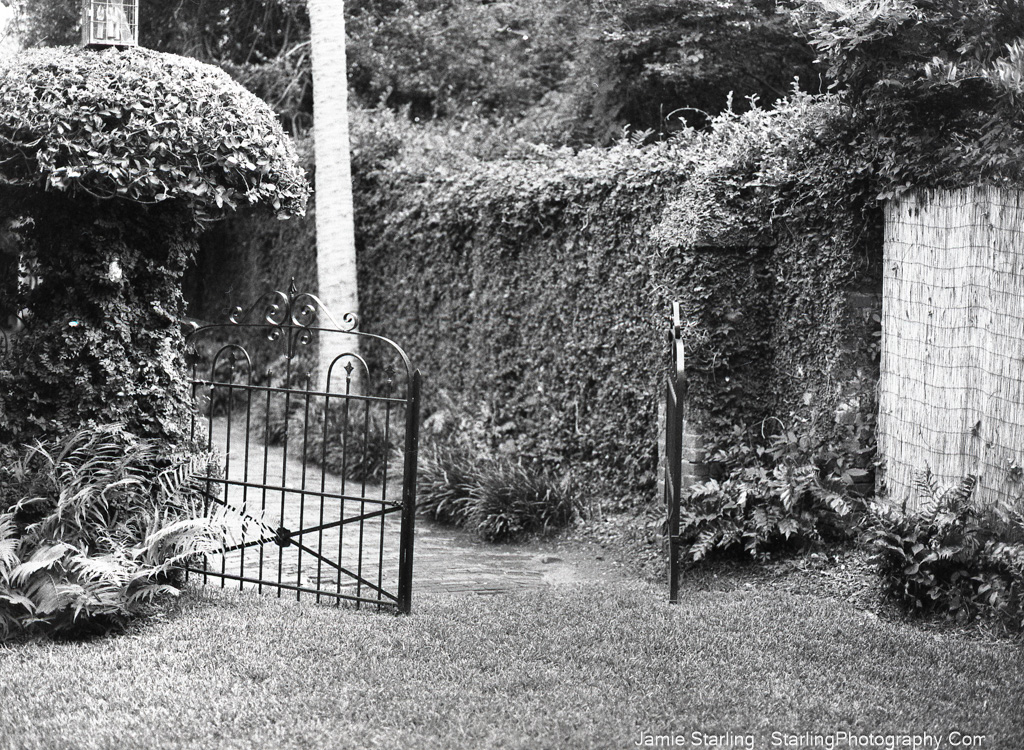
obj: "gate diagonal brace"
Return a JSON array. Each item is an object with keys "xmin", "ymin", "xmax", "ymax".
[
  {"xmin": 287, "ymin": 538, "xmax": 398, "ymax": 602},
  {"xmin": 289, "ymin": 506, "xmax": 401, "ymax": 538}
]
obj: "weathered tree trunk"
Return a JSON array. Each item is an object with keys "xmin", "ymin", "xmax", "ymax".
[
  {"xmin": 0, "ymin": 195, "xmax": 196, "ymax": 444},
  {"xmin": 308, "ymin": 0, "xmax": 360, "ymax": 393}
]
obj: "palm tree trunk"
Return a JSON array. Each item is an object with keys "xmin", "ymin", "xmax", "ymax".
[{"xmin": 307, "ymin": 0, "xmax": 359, "ymax": 393}]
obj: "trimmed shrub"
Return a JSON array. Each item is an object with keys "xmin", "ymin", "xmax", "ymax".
[
  {"xmin": 0, "ymin": 46, "xmax": 308, "ymax": 445},
  {"xmin": 0, "ymin": 46, "xmax": 308, "ymax": 222}
]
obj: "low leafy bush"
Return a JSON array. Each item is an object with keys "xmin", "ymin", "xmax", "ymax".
[
  {"xmin": 0, "ymin": 426, "xmax": 228, "ymax": 639},
  {"xmin": 679, "ymin": 423, "xmax": 871, "ymax": 562},
  {"xmin": 469, "ymin": 456, "xmax": 581, "ymax": 542},
  {"xmin": 869, "ymin": 471, "xmax": 1024, "ymax": 631},
  {"xmin": 417, "ymin": 441, "xmax": 582, "ymax": 543}
]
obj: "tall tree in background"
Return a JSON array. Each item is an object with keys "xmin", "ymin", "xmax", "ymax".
[{"xmin": 307, "ymin": 0, "xmax": 359, "ymax": 391}]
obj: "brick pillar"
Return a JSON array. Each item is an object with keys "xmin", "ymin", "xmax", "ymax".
[
  {"xmin": 657, "ymin": 391, "xmax": 706, "ymax": 501},
  {"xmin": 681, "ymin": 423, "xmax": 707, "ymax": 486}
]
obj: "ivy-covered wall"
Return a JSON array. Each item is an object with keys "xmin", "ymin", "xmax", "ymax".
[
  {"xmin": 185, "ymin": 95, "xmax": 882, "ymax": 504},
  {"xmin": 351, "ymin": 95, "xmax": 882, "ymax": 503}
]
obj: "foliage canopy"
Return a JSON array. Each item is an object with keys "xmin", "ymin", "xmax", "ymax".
[
  {"xmin": 9, "ymin": 0, "xmax": 821, "ymax": 144},
  {"xmin": 345, "ymin": 0, "xmax": 820, "ymax": 142},
  {"xmin": 797, "ymin": 0, "xmax": 1024, "ymax": 195}
]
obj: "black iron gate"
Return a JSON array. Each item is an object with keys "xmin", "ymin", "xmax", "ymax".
[
  {"xmin": 184, "ymin": 284, "xmax": 420, "ymax": 613},
  {"xmin": 665, "ymin": 301, "xmax": 685, "ymax": 604}
]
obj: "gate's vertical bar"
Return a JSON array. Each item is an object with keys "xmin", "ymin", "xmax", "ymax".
[
  {"xmin": 203, "ymin": 364, "xmax": 216, "ymax": 585},
  {"xmin": 259, "ymin": 368, "xmax": 274, "ymax": 594},
  {"xmin": 667, "ymin": 302, "xmax": 685, "ymax": 604},
  {"xmin": 356, "ymin": 392, "xmax": 371, "ymax": 608},
  {"xmin": 665, "ymin": 379, "xmax": 679, "ymax": 604},
  {"xmin": 335, "ymin": 365, "xmax": 354, "ymax": 604},
  {"xmin": 239, "ymin": 360, "xmax": 254, "ymax": 590},
  {"xmin": 296, "ymin": 373, "xmax": 313, "ymax": 600},
  {"xmin": 317, "ymin": 365, "xmax": 334, "ymax": 605},
  {"xmin": 397, "ymin": 370, "xmax": 421, "ymax": 615},
  {"xmin": 187, "ymin": 357, "xmax": 200, "ymax": 587},
  {"xmin": 221, "ymin": 356, "xmax": 238, "ymax": 586},
  {"xmin": 378, "ymin": 368, "xmax": 395, "ymax": 609},
  {"xmin": 278, "ymin": 348, "xmax": 294, "ymax": 596}
]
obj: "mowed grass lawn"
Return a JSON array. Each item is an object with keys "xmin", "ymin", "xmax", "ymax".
[{"xmin": 1, "ymin": 580, "xmax": 1021, "ymax": 750}]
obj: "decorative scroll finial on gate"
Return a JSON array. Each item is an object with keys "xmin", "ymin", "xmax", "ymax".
[
  {"xmin": 227, "ymin": 285, "xmax": 358, "ymax": 334},
  {"xmin": 218, "ymin": 286, "xmax": 360, "ymax": 362}
]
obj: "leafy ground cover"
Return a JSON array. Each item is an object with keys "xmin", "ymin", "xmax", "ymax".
[{"xmin": 2, "ymin": 574, "xmax": 1021, "ymax": 750}]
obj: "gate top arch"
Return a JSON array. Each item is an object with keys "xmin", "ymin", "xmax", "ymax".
[{"xmin": 186, "ymin": 280, "xmax": 413, "ymax": 387}]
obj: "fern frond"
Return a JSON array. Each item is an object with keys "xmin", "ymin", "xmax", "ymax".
[
  {"xmin": 690, "ymin": 528, "xmax": 720, "ymax": 561},
  {"xmin": 125, "ymin": 584, "xmax": 180, "ymax": 607},
  {"xmin": 132, "ymin": 509, "xmax": 235, "ymax": 568},
  {"xmin": 75, "ymin": 576, "xmax": 130, "ymax": 619},
  {"xmin": 0, "ymin": 515, "xmax": 20, "ymax": 578},
  {"xmin": 24, "ymin": 574, "xmax": 87, "ymax": 617},
  {"xmin": 157, "ymin": 452, "xmax": 213, "ymax": 508},
  {"xmin": 9, "ymin": 543, "xmax": 77, "ymax": 586},
  {"xmin": 0, "ymin": 584, "xmax": 36, "ymax": 614},
  {"xmin": 816, "ymin": 485, "xmax": 851, "ymax": 516},
  {"xmin": 939, "ymin": 474, "xmax": 977, "ymax": 510},
  {"xmin": 69, "ymin": 553, "xmax": 133, "ymax": 589},
  {"xmin": 0, "ymin": 426, "xmax": 228, "ymax": 636}
]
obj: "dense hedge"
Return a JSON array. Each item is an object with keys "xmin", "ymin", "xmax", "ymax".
[
  {"xmin": 350, "ymin": 97, "xmax": 881, "ymax": 502},
  {"xmin": 183, "ymin": 96, "xmax": 881, "ymax": 503}
]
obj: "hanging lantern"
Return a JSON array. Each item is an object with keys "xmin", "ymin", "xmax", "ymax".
[{"xmin": 81, "ymin": 0, "xmax": 139, "ymax": 48}]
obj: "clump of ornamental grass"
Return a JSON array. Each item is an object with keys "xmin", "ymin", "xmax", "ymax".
[{"xmin": 418, "ymin": 440, "xmax": 581, "ymax": 542}]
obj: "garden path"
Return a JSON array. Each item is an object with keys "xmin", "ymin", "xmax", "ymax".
[{"xmin": 205, "ymin": 418, "xmax": 622, "ymax": 602}]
